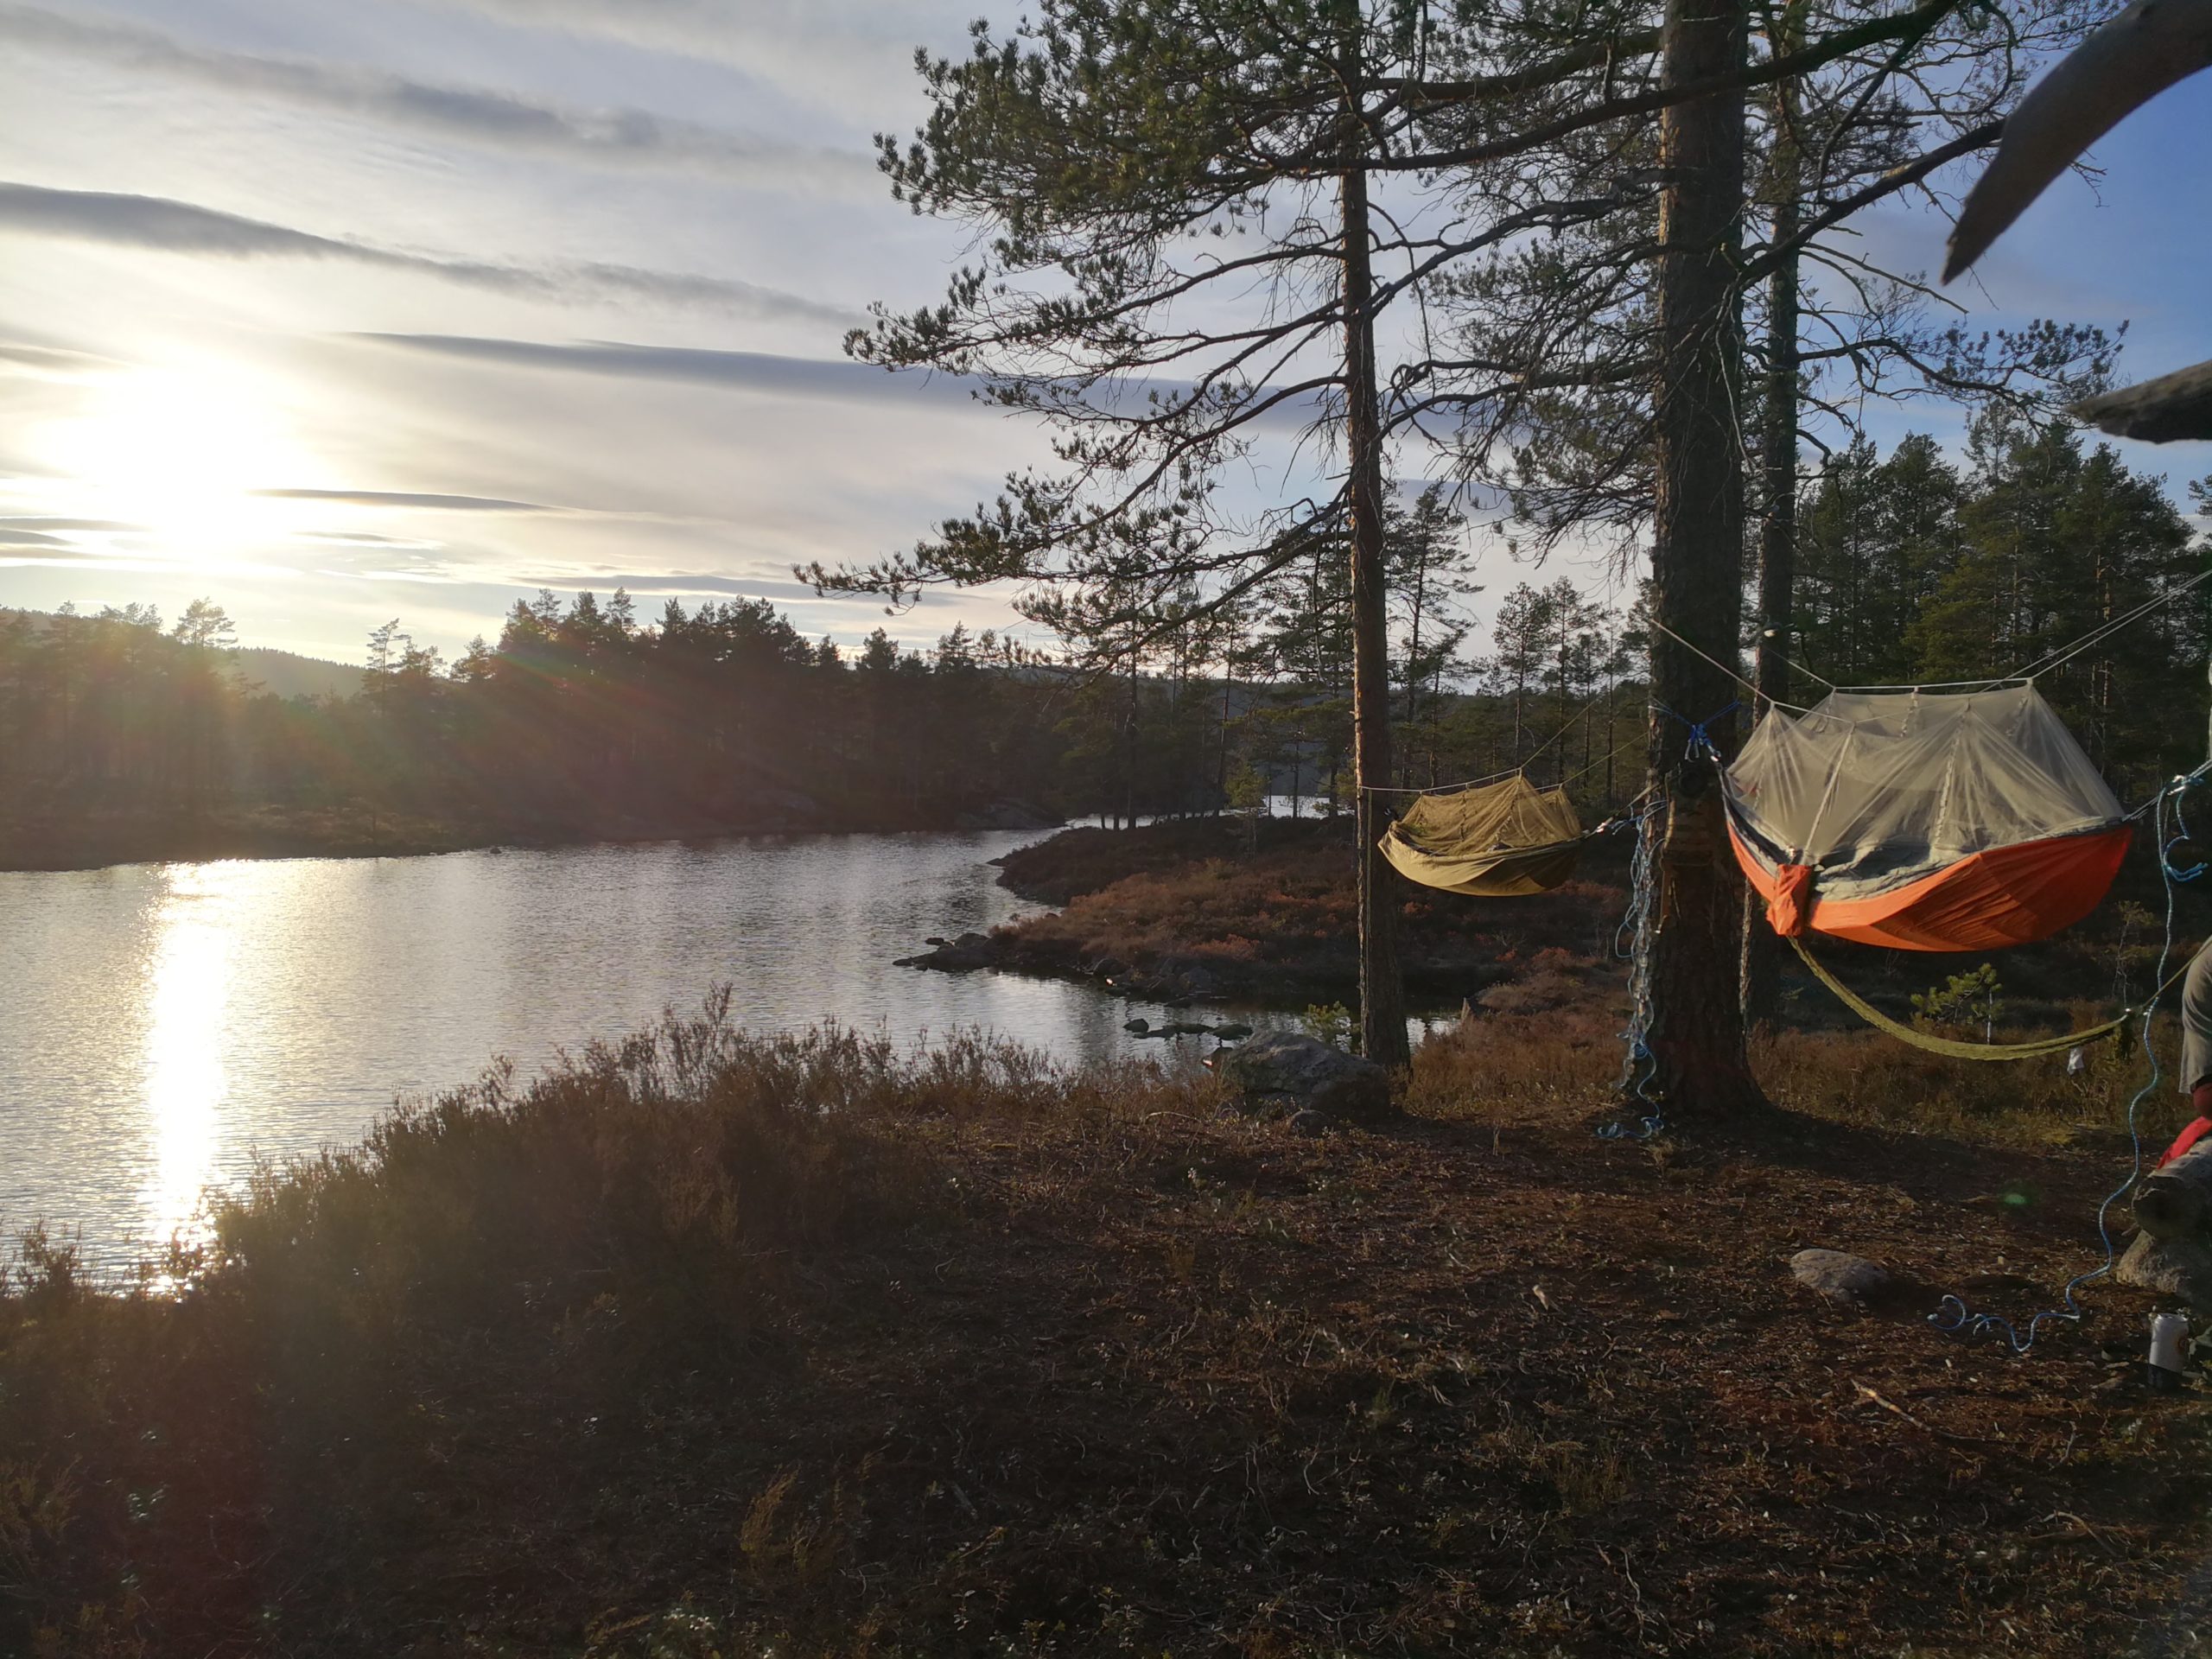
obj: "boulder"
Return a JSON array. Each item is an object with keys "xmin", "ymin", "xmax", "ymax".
[
  {"xmin": 1790, "ymin": 1249, "xmax": 1890, "ymax": 1304},
  {"xmin": 2115, "ymin": 1142, "xmax": 2212, "ymax": 1313},
  {"xmin": 1218, "ymin": 1031, "xmax": 1393, "ymax": 1122},
  {"xmin": 2117, "ymin": 1232, "xmax": 2212, "ymax": 1313}
]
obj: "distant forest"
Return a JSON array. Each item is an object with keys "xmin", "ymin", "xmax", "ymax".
[{"xmin": 0, "ymin": 418, "xmax": 2204, "ymax": 858}]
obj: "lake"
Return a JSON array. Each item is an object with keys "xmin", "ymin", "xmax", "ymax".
[{"xmin": 0, "ymin": 830, "xmax": 1260, "ymax": 1269}]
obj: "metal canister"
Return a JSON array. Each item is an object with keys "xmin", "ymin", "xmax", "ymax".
[{"xmin": 2149, "ymin": 1311, "xmax": 2191, "ymax": 1389}]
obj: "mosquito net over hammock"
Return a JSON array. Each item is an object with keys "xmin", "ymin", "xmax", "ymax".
[
  {"xmin": 1722, "ymin": 683, "xmax": 2130, "ymax": 952},
  {"xmin": 1380, "ymin": 774, "xmax": 1585, "ymax": 897}
]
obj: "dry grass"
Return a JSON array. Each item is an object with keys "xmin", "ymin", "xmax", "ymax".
[
  {"xmin": 986, "ymin": 820, "xmax": 1628, "ymax": 1002},
  {"xmin": 8, "ymin": 993, "xmax": 2212, "ymax": 1657},
  {"xmin": 1412, "ymin": 993, "xmax": 2201, "ymax": 1154}
]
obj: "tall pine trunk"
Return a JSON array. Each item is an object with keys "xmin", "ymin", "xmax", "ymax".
[
  {"xmin": 1741, "ymin": 2, "xmax": 1803, "ymax": 1025},
  {"xmin": 1343, "ymin": 158, "xmax": 1409, "ymax": 1069},
  {"xmin": 1645, "ymin": 0, "xmax": 1762, "ymax": 1118}
]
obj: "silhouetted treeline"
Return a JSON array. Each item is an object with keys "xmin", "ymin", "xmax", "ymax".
[
  {"xmin": 0, "ymin": 594, "xmax": 1083, "ymax": 842},
  {"xmin": 3, "ymin": 419, "xmax": 2200, "ymax": 861}
]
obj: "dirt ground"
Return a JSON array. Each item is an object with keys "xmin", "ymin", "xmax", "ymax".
[
  {"xmin": 671, "ymin": 1092, "xmax": 2212, "ymax": 1657},
  {"xmin": 22, "ymin": 1054, "xmax": 2206, "ymax": 1657}
]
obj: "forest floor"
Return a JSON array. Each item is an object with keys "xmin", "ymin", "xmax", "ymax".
[{"xmin": 9, "ymin": 996, "xmax": 2212, "ymax": 1657}]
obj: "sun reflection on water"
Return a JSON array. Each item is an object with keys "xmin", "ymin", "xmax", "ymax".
[{"xmin": 139, "ymin": 867, "xmax": 234, "ymax": 1250}]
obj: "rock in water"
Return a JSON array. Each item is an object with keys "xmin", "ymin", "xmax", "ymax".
[
  {"xmin": 1790, "ymin": 1249, "xmax": 1890, "ymax": 1303},
  {"xmin": 1220, "ymin": 1031, "xmax": 1393, "ymax": 1122}
]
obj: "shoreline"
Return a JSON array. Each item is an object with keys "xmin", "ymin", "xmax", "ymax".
[
  {"xmin": 0, "ymin": 799, "xmax": 1065, "ymax": 875},
  {"xmin": 897, "ymin": 815, "xmax": 1628, "ymax": 1009}
]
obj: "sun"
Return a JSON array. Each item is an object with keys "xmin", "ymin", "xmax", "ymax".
[{"xmin": 35, "ymin": 363, "xmax": 321, "ymax": 561}]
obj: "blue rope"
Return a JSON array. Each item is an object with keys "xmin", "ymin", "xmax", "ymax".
[
  {"xmin": 1653, "ymin": 700, "xmax": 1741, "ymax": 762},
  {"xmin": 1596, "ymin": 701, "xmax": 1738, "ymax": 1143},
  {"xmin": 2164, "ymin": 767, "xmax": 2209, "ymax": 880},
  {"xmin": 1930, "ymin": 775, "xmax": 2204, "ymax": 1355}
]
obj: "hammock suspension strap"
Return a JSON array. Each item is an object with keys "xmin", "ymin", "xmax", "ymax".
[{"xmin": 1789, "ymin": 936, "xmax": 2143, "ymax": 1061}]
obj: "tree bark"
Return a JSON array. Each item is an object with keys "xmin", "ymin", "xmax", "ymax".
[
  {"xmin": 1343, "ymin": 158, "xmax": 1410, "ymax": 1069},
  {"xmin": 1741, "ymin": 2, "xmax": 1803, "ymax": 1026},
  {"xmin": 1645, "ymin": 0, "xmax": 1762, "ymax": 1118}
]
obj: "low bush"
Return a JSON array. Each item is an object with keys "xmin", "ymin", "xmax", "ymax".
[
  {"xmin": 8, "ymin": 990, "xmax": 2206, "ymax": 1656},
  {"xmin": 0, "ymin": 995, "xmax": 1222, "ymax": 1656}
]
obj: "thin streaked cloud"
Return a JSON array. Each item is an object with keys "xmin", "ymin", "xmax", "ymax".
[
  {"xmin": 0, "ymin": 4, "xmax": 878, "ymax": 194},
  {"xmin": 0, "ymin": 183, "xmax": 858, "ymax": 324},
  {"xmin": 355, "ymin": 332, "xmax": 979, "ymax": 404},
  {"xmin": 253, "ymin": 487, "xmax": 561, "ymax": 513}
]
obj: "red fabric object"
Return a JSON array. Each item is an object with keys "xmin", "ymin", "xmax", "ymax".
[
  {"xmin": 1768, "ymin": 863, "xmax": 1815, "ymax": 938},
  {"xmin": 2160, "ymin": 1085, "xmax": 2212, "ymax": 1167},
  {"xmin": 1730, "ymin": 823, "xmax": 2131, "ymax": 952},
  {"xmin": 2160, "ymin": 1116, "xmax": 2212, "ymax": 1169}
]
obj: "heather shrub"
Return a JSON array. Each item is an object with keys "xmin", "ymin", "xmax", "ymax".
[{"xmin": 0, "ymin": 995, "xmax": 1224, "ymax": 1656}]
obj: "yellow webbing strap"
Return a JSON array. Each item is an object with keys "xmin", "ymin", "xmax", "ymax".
[{"xmin": 1787, "ymin": 935, "xmax": 2172, "ymax": 1062}]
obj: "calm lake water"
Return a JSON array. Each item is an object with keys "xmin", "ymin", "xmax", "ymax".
[{"xmin": 1, "ymin": 830, "xmax": 1252, "ymax": 1268}]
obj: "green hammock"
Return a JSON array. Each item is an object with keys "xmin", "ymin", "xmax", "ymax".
[{"xmin": 1380, "ymin": 774, "xmax": 1584, "ymax": 898}]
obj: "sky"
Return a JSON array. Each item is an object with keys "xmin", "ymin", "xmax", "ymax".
[{"xmin": 0, "ymin": 1, "xmax": 2209, "ymax": 668}]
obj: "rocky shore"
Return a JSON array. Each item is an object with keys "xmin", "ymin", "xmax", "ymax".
[{"xmin": 897, "ymin": 814, "xmax": 1631, "ymax": 1007}]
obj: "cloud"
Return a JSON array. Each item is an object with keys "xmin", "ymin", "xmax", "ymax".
[
  {"xmin": 352, "ymin": 332, "xmax": 1342, "ymax": 444},
  {"xmin": 0, "ymin": 4, "xmax": 878, "ymax": 194},
  {"xmin": 501, "ymin": 570, "xmax": 912, "ymax": 608},
  {"xmin": 255, "ymin": 487, "xmax": 558, "ymax": 512},
  {"xmin": 0, "ymin": 182, "xmax": 857, "ymax": 324},
  {"xmin": 353, "ymin": 330, "xmax": 978, "ymax": 406},
  {"xmin": 0, "ymin": 526, "xmax": 67, "ymax": 545},
  {"xmin": 296, "ymin": 530, "xmax": 442, "ymax": 547},
  {"xmin": 0, "ymin": 340, "xmax": 118, "ymax": 373},
  {"xmin": 411, "ymin": 0, "xmax": 945, "ymax": 116},
  {"xmin": 1, "ymin": 516, "xmax": 141, "ymax": 531},
  {"xmin": 0, "ymin": 326, "xmax": 126, "ymax": 376}
]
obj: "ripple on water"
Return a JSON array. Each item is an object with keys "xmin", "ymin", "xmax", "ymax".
[{"xmin": 0, "ymin": 831, "xmax": 1239, "ymax": 1268}]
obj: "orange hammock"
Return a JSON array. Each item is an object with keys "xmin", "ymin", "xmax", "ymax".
[{"xmin": 1723, "ymin": 684, "xmax": 2130, "ymax": 952}]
